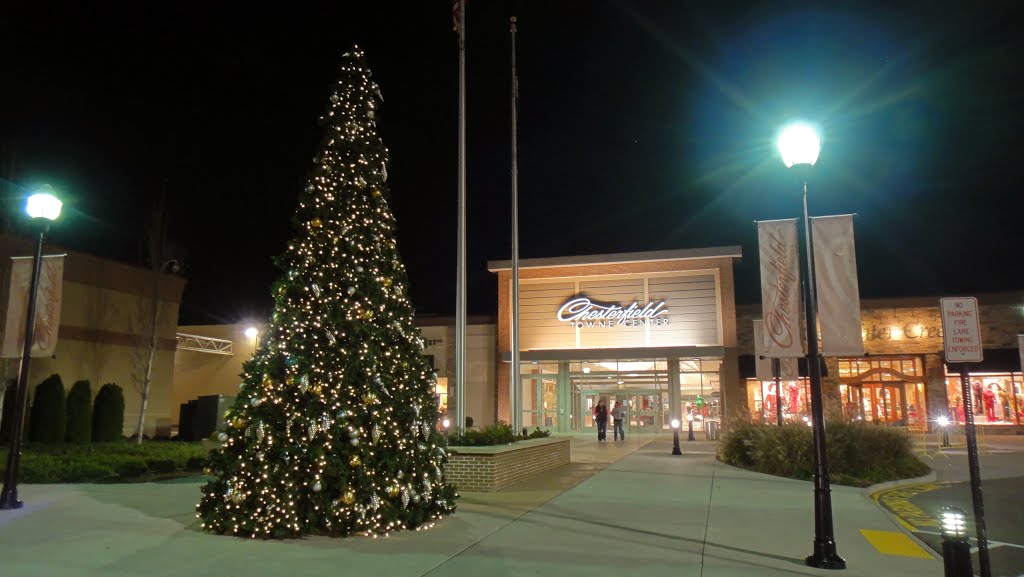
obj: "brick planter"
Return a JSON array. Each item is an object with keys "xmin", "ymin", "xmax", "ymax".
[{"xmin": 445, "ymin": 437, "xmax": 570, "ymax": 492}]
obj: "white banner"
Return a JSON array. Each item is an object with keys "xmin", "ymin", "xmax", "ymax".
[
  {"xmin": 758, "ymin": 219, "xmax": 804, "ymax": 357},
  {"xmin": 2, "ymin": 255, "xmax": 65, "ymax": 358},
  {"xmin": 811, "ymin": 215, "xmax": 864, "ymax": 356},
  {"xmin": 752, "ymin": 320, "xmax": 772, "ymax": 381},
  {"xmin": 779, "ymin": 357, "xmax": 799, "ymax": 380}
]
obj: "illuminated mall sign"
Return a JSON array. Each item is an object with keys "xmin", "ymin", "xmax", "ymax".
[{"xmin": 557, "ymin": 297, "xmax": 669, "ymax": 328}]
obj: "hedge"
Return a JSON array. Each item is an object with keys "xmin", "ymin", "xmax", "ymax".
[
  {"xmin": 0, "ymin": 441, "xmax": 208, "ymax": 483},
  {"xmin": 29, "ymin": 374, "xmax": 65, "ymax": 444},
  {"xmin": 65, "ymin": 380, "xmax": 92, "ymax": 443},
  {"xmin": 448, "ymin": 422, "xmax": 551, "ymax": 447},
  {"xmin": 719, "ymin": 420, "xmax": 930, "ymax": 487},
  {"xmin": 92, "ymin": 383, "xmax": 125, "ymax": 442}
]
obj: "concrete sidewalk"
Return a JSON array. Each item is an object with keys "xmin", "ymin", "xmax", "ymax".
[{"xmin": 0, "ymin": 437, "xmax": 938, "ymax": 577}]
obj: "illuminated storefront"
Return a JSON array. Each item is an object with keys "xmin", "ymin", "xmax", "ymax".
[
  {"xmin": 489, "ymin": 247, "xmax": 742, "ymax": 433},
  {"xmin": 738, "ymin": 292, "xmax": 1024, "ymax": 430}
]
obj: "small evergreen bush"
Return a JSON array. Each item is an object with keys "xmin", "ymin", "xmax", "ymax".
[
  {"xmin": 719, "ymin": 420, "xmax": 930, "ymax": 487},
  {"xmin": 447, "ymin": 422, "xmax": 551, "ymax": 446},
  {"xmin": 92, "ymin": 383, "xmax": 125, "ymax": 442},
  {"xmin": 28, "ymin": 374, "xmax": 65, "ymax": 444},
  {"xmin": 0, "ymin": 379, "xmax": 16, "ymax": 443},
  {"xmin": 65, "ymin": 380, "xmax": 92, "ymax": 443}
]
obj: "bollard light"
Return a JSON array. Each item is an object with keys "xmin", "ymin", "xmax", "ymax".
[
  {"xmin": 686, "ymin": 412, "xmax": 695, "ymax": 441},
  {"xmin": 940, "ymin": 507, "xmax": 967, "ymax": 541},
  {"xmin": 442, "ymin": 418, "xmax": 450, "ymax": 448},
  {"xmin": 671, "ymin": 419, "xmax": 682, "ymax": 455},
  {"xmin": 939, "ymin": 507, "xmax": 972, "ymax": 577},
  {"xmin": 937, "ymin": 415, "xmax": 952, "ymax": 448}
]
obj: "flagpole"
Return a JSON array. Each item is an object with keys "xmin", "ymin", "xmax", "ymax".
[
  {"xmin": 455, "ymin": 0, "xmax": 467, "ymax": 434},
  {"xmin": 509, "ymin": 16, "xmax": 521, "ymax": 434}
]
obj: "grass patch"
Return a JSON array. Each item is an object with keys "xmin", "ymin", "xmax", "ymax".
[
  {"xmin": 0, "ymin": 440, "xmax": 207, "ymax": 483},
  {"xmin": 719, "ymin": 420, "xmax": 930, "ymax": 487}
]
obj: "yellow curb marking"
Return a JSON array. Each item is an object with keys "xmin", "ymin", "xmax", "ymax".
[
  {"xmin": 871, "ymin": 483, "xmax": 942, "ymax": 530},
  {"xmin": 860, "ymin": 529, "xmax": 935, "ymax": 559}
]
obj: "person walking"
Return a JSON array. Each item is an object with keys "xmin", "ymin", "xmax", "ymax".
[
  {"xmin": 611, "ymin": 400, "xmax": 625, "ymax": 441},
  {"xmin": 594, "ymin": 400, "xmax": 609, "ymax": 442}
]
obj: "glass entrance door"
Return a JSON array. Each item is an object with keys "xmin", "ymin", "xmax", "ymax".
[
  {"xmin": 628, "ymin": 392, "xmax": 660, "ymax": 433},
  {"xmin": 863, "ymin": 382, "xmax": 905, "ymax": 423}
]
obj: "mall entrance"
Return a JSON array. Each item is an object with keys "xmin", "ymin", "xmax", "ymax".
[{"xmin": 518, "ymin": 356, "xmax": 722, "ymax": 434}]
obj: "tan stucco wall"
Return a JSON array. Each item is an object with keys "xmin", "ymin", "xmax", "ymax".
[
  {"xmin": 0, "ymin": 233, "xmax": 185, "ymax": 437},
  {"xmin": 171, "ymin": 320, "xmax": 497, "ymax": 429}
]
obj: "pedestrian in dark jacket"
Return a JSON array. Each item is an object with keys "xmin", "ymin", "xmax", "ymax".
[{"xmin": 594, "ymin": 401, "xmax": 609, "ymax": 442}]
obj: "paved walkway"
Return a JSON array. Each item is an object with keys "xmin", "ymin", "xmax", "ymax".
[{"xmin": 0, "ymin": 437, "xmax": 939, "ymax": 577}]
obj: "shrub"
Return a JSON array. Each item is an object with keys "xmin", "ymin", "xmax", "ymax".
[
  {"xmin": 28, "ymin": 374, "xmax": 65, "ymax": 444},
  {"xmin": 186, "ymin": 455, "xmax": 207, "ymax": 471},
  {"xmin": 0, "ymin": 379, "xmax": 16, "ymax": 443},
  {"xmin": 114, "ymin": 457, "xmax": 149, "ymax": 478},
  {"xmin": 146, "ymin": 458, "xmax": 178, "ymax": 474},
  {"xmin": 65, "ymin": 380, "xmax": 92, "ymax": 443},
  {"xmin": 92, "ymin": 383, "xmax": 125, "ymax": 442},
  {"xmin": 1, "ymin": 440, "xmax": 207, "ymax": 483},
  {"xmin": 719, "ymin": 420, "xmax": 930, "ymax": 487},
  {"xmin": 448, "ymin": 422, "xmax": 551, "ymax": 446}
]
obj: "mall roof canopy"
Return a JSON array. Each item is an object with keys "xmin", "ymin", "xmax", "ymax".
[{"xmin": 487, "ymin": 246, "xmax": 742, "ymax": 272}]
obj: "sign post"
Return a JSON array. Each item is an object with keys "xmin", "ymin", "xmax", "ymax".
[{"xmin": 939, "ymin": 297, "xmax": 990, "ymax": 577}]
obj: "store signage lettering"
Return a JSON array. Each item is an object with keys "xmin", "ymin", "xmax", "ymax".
[
  {"xmin": 762, "ymin": 227, "xmax": 799, "ymax": 349},
  {"xmin": 557, "ymin": 297, "xmax": 669, "ymax": 328},
  {"xmin": 861, "ymin": 324, "xmax": 942, "ymax": 341}
]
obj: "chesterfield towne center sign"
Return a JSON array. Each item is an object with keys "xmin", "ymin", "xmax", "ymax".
[{"xmin": 557, "ymin": 297, "xmax": 669, "ymax": 328}]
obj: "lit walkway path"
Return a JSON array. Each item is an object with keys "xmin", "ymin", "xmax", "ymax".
[{"xmin": 0, "ymin": 438, "xmax": 939, "ymax": 577}]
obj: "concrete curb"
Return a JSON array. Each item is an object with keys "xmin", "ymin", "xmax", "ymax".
[
  {"xmin": 861, "ymin": 470, "xmax": 938, "ymax": 498},
  {"xmin": 862, "ymin": 471, "xmax": 941, "ymax": 560}
]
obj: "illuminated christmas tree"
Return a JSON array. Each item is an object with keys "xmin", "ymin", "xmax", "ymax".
[{"xmin": 197, "ymin": 47, "xmax": 456, "ymax": 538}]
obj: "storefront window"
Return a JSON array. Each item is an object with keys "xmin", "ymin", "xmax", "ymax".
[
  {"xmin": 746, "ymin": 378, "xmax": 811, "ymax": 423},
  {"xmin": 834, "ymin": 356, "xmax": 924, "ymax": 425},
  {"xmin": 944, "ymin": 372, "xmax": 1021, "ymax": 425}
]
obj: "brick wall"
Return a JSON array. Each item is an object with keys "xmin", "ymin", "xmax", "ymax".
[{"xmin": 445, "ymin": 438, "xmax": 571, "ymax": 492}]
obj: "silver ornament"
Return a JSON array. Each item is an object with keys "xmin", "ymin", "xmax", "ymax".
[
  {"xmin": 217, "ymin": 432, "xmax": 228, "ymax": 443},
  {"xmin": 396, "ymin": 470, "xmax": 404, "ymax": 479},
  {"xmin": 412, "ymin": 493, "xmax": 421, "ymax": 504},
  {"xmin": 370, "ymin": 493, "xmax": 381, "ymax": 510},
  {"xmin": 250, "ymin": 397, "xmax": 262, "ymax": 407},
  {"xmin": 347, "ymin": 286, "xmax": 356, "ymax": 296},
  {"xmin": 417, "ymin": 443, "xmax": 428, "ymax": 452},
  {"xmin": 326, "ymin": 332, "xmax": 337, "ymax": 345},
  {"xmin": 422, "ymin": 476, "xmax": 431, "ymax": 494},
  {"xmin": 299, "ymin": 374, "xmax": 310, "ymax": 393},
  {"xmin": 256, "ymin": 421, "xmax": 265, "ymax": 444},
  {"xmin": 372, "ymin": 424, "xmax": 382, "ymax": 443},
  {"xmin": 308, "ymin": 422, "xmax": 317, "ymax": 440},
  {"xmin": 356, "ymin": 265, "xmax": 364, "ymax": 273},
  {"xmin": 321, "ymin": 414, "xmax": 331, "ymax": 431},
  {"xmin": 412, "ymin": 402, "xmax": 421, "ymax": 417},
  {"xmin": 312, "ymin": 283, "xmax": 322, "ymax": 297},
  {"xmin": 420, "ymin": 421, "xmax": 430, "ymax": 438},
  {"xmin": 350, "ymin": 436, "xmax": 360, "ymax": 446},
  {"xmin": 381, "ymin": 165, "xmax": 388, "ymax": 182},
  {"xmin": 256, "ymin": 451, "xmax": 265, "ymax": 461},
  {"xmin": 401, "ymin": 488, "xmax": 410, "ymax": 509},
  {"xmin": 312, "ymin": 481, "xmax": 323, "ymax": 492}
]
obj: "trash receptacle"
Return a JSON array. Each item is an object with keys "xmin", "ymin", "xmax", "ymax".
[{"xmin": 705, "ymin": 420, "xmax": 720, "ymax": 440}]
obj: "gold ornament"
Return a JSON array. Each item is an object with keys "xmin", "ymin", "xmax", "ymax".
[
  {"xmin": 349, "ymin": 454, "xmax": 362, "ymax": 467},
  {"xmin": 362, "ymin": 392, "xmax": 378, "ymax": 405},
  {"xmin": 341, "ymin": 489, "xmax": 356, "ymax": 504},
  {"xmin": 231, "ymin": 417, "xmax": 246, "ymax": 429},
  {"xmin": 372, "ymin": 189, "xmax": 382, "ymax": 198},
  {"xmin": 361, "ymin": 310, "xmax": 374, "ymax": 320},
  {"xmin": 286, "ymin": 374, "xmax": 298, "ymax": 386},
  {"xmin": 310, "ymin": 217, "xmax": 323, "ymax": 228},
  {"xmin": 383, "ymin": 278, "xmax": 392, "ymax": 287},
  {"xmin": 262, "ymin": 376, "xmax": 273, "ymax": 389},
  {"xmin": 313, "ymin": 384, "xmax": 323, "ymax": 395},
  {"xmin": 387, "ymin": 484, "xmax": 400, "ymax": 497}
]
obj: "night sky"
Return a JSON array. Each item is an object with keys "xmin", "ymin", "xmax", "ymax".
[{"xmin": 2, "ymin": 1, "xmax": 1022, "ymax": 325}]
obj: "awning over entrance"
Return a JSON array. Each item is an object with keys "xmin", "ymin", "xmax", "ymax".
[
  {"xmin": 737, "ymin": 354, "xmax": 829, "ymax": 378},
  {"xmin": 943, "ymin": 348, "xmax": 1021, "ymax": 373},
  {"xmin": 501, "ymin": 345, "xmax": 725, "ymax": 363}
]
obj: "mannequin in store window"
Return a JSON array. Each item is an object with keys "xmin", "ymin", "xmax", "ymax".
[
  {"xmin": 787, "ymin": 382, "xmax": 800, "ymax": 415},
  {"xmin": 973, "ymin": 380, "xmax": 985, "ymax": 415},
  {"xmin": 983, "ymin": 384, "xmax": 997, "ymax": 421},
  {"xmin": 999, "ymin": 381, "xmax": 1012, "ymax": 422},
  {"xmin": 764, "ymin": 384, "xmax": 778, "ymax": 418}
]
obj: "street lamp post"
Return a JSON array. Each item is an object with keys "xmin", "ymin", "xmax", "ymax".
[
  {"xmin": 0, "ymin": 187, "xmax": 62, "ymax": 510},
  {"xmin": 777, "ymin": 123, "xmax": 845, "ymax": 570},
  {"xmin": 686, "ymin": 411, "xmax": 696, "ymax": 441}
]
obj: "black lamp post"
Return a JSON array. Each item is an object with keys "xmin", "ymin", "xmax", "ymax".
[
  {"xmin": 778, "ymin": 123, "xmax": 845, "ymax": 570},
  {"xmin": 0, "ymin": 186, "xmax": 63, "ymax": 511},
  {"xmin": 671, "ymin": 419, "xmax": 682, "ymax": 455}
]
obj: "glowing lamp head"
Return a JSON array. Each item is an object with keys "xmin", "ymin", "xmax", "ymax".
[
  {"xmin": 244, "ymin": 327, "xmax": 258, "ymax": 339},
  {"xmin": 582, "ymin": 366, "xmax": 591, "ymax": 374},
  {"xmin": 686, "ymin": 413, "xmax": 694, "ymax": 422},
  {"xmin": 671, "ymin": 419, "xmax": 680, "ymax": 430},
  {"xmin": 442, "ymin": 418, "xmax": 450, "ymax": 430},
  {"xmin": 939, "ymin": 507, "xmax": 967, "ymax": 541},
  {"xmin": 777, "ymin": 122, "xmax": 821, "ymax": 167},
  {"xmin": 936, "ymin": 416, "xmax": 950, "ymax": 427},
  {"xmin": 26, "ymin": 186, "xmax": 63, "ymax": 221}
]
